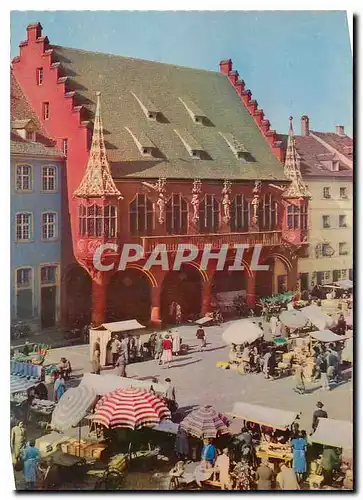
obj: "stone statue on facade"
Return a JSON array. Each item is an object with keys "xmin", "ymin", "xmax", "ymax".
[
  {"xmin": 142, "ymin": 177, "xmax": 167, "ymax": 224},
  {"xmin": 221, "ymin": 180, "xmax": 232, "ymax": 223},
  {"xmin": 191, "ymin": 179, "xmax": 202, "ymax": 222},
  {"xmin": 251, "ymin": 180, "xmax": 262, "ymax": 226}
]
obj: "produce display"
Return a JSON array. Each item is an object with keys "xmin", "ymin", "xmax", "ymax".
[{"xmin": 257, "ymin": 441, "xmax": 293, "ymax": 461}]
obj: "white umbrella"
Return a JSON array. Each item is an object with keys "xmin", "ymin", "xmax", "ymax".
[
  {"xmin": 279, "ymin": 310, "xmax": 308, "ymax": 329},
  {"xmin": 335, "ymin": 279, "xmax": 353, "ymax": 290},
  {"xmin": 51, "ymin": 384, "xmax": 96, "ymax": 431},
  {"xmin": 222, "ymin": 320, "xmax": 263, "ymax": 345},
  {"xmin": 301, "ymin": 305, "xmax": 334, "ymax": 331}
]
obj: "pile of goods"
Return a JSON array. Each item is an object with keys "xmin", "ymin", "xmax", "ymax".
[
  {"xmin": 32, "ymin": 399, "xmax": 56, "ymax": 415},
  {"xmin": 290, "ymin": 339, "xmax": 316, "ymax": 381},
  {"xmin": 277, "ymin": 352, "xmax": 293, "ymax": 371},
  {"xmin": 257, "ymin": 441, "xmax": 293, "ymax": 461},
  {"xmin": 12, "ymin": 344, "xmax": 49, "ymax": 365},
  {"xmin": 60, "ymin": 439, "xmax": 107, "ymax": 460}
]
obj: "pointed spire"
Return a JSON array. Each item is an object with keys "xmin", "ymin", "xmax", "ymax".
[
  {"xmin": 74, "ymin": 92, "xmax": 122, "ymax": 199},
  {"xmin": 283, "ymin": 117, "xmax": 310, "ymax": 198}
]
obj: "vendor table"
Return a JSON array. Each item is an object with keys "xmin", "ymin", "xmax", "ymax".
[{"xmin": 256, "ymin": 446, "xmax": 293, "ymax": 469}]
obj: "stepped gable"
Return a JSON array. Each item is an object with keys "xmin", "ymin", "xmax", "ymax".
[
  {"xmin": 11, "ymin": 72, "xmax": 63, "ymax": 157},
  {"xmin": 39, "ymin": 44, "xmax": 286, "ymax": 181}
]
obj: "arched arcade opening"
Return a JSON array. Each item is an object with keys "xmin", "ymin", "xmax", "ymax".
[{"xmin": 63, "ymin": 264, "xmax": 92, "ymax": 327}]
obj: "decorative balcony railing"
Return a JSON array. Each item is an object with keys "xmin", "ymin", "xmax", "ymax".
[{"xmin": 138, "ymin": 231, "xmax": 282, "ymax": 254}]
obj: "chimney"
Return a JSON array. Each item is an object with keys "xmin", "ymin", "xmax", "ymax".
[
  {"xmin": 336, "ymin": 125, "xmax": 345, "ymax": 136},
  {"xmin": 301, "ymin": 115, "xmax": 310, "ymax": 137},
  {"xmin": 228, "ymin": 70, "xmax": 239, "ymax": 85},
  {"xmin": 219, "ymin": 59, "xmax": 232, "ymax": 75},
  {"xmin": 27, "ymin": 22, "xmax": 42, "ymax": 42}
]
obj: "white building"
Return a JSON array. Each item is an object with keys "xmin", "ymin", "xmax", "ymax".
[{"xmin": 291, "ymin": 116, "xmax": 353, "ymax": 291}]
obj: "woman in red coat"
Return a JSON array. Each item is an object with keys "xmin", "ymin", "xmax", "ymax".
[{"xmin": 161, "ymin": 334, "xmax": 173, "ymax": 368}]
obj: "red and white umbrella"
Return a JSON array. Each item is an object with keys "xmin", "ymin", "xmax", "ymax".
[
  {"xmin": 180, "ymin": 405, "xmax": 230, "ymax": 439},
  {"xmin": 92, "ymin": 387, "xmax": 171, "ymax": 430}
]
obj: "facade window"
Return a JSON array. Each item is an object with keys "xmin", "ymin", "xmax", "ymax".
[
  {"xmin": 231, "ymin": 194, "xmax": 250, "ymax": 232},
  {"xmin": 16, "ymin": 213, "xmax": 32, "ymax": 241},
  {"xmin": 340, "ymin": 187, "xmax": 348, "ymax": 199},
  {"xmin": 339, "ymin": 242, "xmax": 349, "ymax": 255},
  {"xmin": 79, "ymin": 204, "xmax": 117, "ymax": 237},
  {"xmin": 333, "ymin": 269, "xmax": 347, "ymax": 281},
  {"xmin": 42, "ymin": 212, "xmax": 57, "ymax": 240},
  {"xmin": 104, "ymin": 205, "xmax": 117, "ymax": 238},
  {"xmin": 130, "ymin": 194, "xmax": 153, "ymax": 235},
  {"xmin": 349, "ymin": 268, "xmax": 353, "ymax": 281},
  {"xmin": 322, "ymin": 215, "xmax": 330, "ymax": 228},
  {"xmin": 16, "ymin": 268, "xmax": 33, "ymax": 319},
  {"xmin": 26, "ymin": 130, "xmax": 36, "ymax": 141},
  {"xmin": 16, "ymin": 164, "xmax": 32, "ymax": 191},
  {"xmin": 323, "ymin": 271, "xmax": 331, "ymax": 282},
  {"xmin": 42, "ymin": 166, "xmax": 57, "ymax": 191},
  {"xmin": 339, "ymin": 215, "xmax": 347, "ymax": 227},
  {"xmin": 63, "ymin": 139, "xmax": 68, "ymax": 157},
  {"xmin": 199, "ymin": 194, "xmax": 219, "ymax": 233},
  {"xmin": 43, "ymin": 102, "xmax": 50, "ymax": 120},
  {"xmin": 259, "ymin": 194, "xmax": 278, "ymax": 231},
  {"xmin": 41, "ymin": 265, "xmax": 57, "ymax": 285},
  {"xmin": 287, "ymin": 205, "xmax": 299, "ymax": 229},
  {"xmin": 37, "ymin": 67, "xmax": 43, "ymax": 86},
  {"xmin": 166, "ymin": 194, "xmax": 188, "ymax": 234},
  {"xmin": 323, "ymin": 187, "xmax": 331, "ymax": 199}
]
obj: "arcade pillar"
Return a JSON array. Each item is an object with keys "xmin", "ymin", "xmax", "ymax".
[
  {"xmin": 201, "ymin": 279, "xmax": 213, "ymax": 315},
  {"xmin": 246, "ymin": 273, "xmax": 256, "ymax": 309},
  {"xmin": 91, "ymin": 277, "xmax": 107, "ymax": 326}
]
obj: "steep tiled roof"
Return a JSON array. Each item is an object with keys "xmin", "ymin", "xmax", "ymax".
[
  {"xmin": 312, "ymin": 131, "xmax": 353, "ymax": 160},
  {"xmin": 10, "ymin": 73, "xmax": 63, "ymax": 158},
  {"xmin": 48, "ymin": 45, "xmax": 287, "ymax": 181},
  {"xmin": 279, "ymin": 133, "xmax": 353, "ymax": 178}
]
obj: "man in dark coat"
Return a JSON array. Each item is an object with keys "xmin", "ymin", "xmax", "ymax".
[{"xmin": 311, "ymin": 401, "xmax": 328, "ymax": 432}]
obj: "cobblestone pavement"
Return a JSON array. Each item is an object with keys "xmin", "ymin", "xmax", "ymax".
[{"xmin": 44, "ymin": 321, "xmax": 353, "ymax": 431}]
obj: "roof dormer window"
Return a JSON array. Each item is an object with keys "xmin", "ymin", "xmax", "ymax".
[
  {"xmin": 219, "ymin": 132, "xmax": 249, "ymax": 159},
  {"xmin": 174, "ymin": 129, "xmax": 204, "ymax": 159},
  {"xmin": 131, "ymin": 92, "xmax": 159, "ymax": 121},
  {"xmin": 11, "ymin": 119, "xmax": 37, "ymax": 141},
  {"xmin": 125, "ymin": 127, "xmax": 157, "ymax": 157},
  {"xmin": 179, "ymin": 97, "xmax": 207, "ymax": 124}
]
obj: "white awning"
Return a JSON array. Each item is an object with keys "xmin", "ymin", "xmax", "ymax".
[
  {"xmin": 309, "ymin": 330, "xmax": 348, "ymax": 343},
  {"xmin": 195, "ymin": 316, "xmax": 214, "ymax": 325},
  {"xmin": 334, "ymin": 279, "xmax": 353, "ymax": 290},
  {"xmin": 10, "ymin": 375, "xmax": 36, "ymax": 394},
  {"xmin": 152, "ymin": 420, "xmax": 179, "ymax": 435},
  {"xmin": 301, "ymin": 304, "xmax": 334, "ymax": 330},
  {"xmin": 222, "ymin": 320, "xmax": 263, "ymax": 345},
  {"xmin": 93, "ymin": 320, "xmax": 146, "ymax": 333},
  {"xmin": 309, "ymin": 418, "xmax": 353, "ymax": 451},
  {"xmin": 229, "ymin": 402, "xmax": 299, "ymax": 430},
  {"xmin": 80, "ymin": 372, "xmax": 167, "ymax": 396}
]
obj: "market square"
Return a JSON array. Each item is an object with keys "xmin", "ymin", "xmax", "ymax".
[{"xmin": 10, "ymin": 10, "xmax": 353, "ymax": 492}]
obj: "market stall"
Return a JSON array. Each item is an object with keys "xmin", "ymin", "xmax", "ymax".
[
  {"xmin": 222, "ymin": 320, "xmax": 263, "ymax": 345},
  {"xmin": 89, "ymin": 320, "xmax": 146, "ymax": 367},
  {"xmin": 301, "ymin": 304, "xmax": 334, "ymax": 331},
  {"xmin": 228, "ymin": 402, "xmax": 299, "ymax": 467},
  {"xmin": 80, "ymin": 373, "xmax": 167, "ymax": 396},
  {"xmin": 309, "ymin": 418, "xmax": 353, "ymax": 453},
  {"xmin": 309, "ymin": 330, "xmax": 349, "ymax": 343}
]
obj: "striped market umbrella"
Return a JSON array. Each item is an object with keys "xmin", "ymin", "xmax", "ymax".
[
  {"xmin": 51, "ymin": 384, "xmax": 97, "ymax": 431},
  {"xmin": 180, "ymin": 405, "xmax": 230, "ymax": 439},
  {"xmin": 92, "ymin": 387, "xmax": 171, "ymax": 430}
]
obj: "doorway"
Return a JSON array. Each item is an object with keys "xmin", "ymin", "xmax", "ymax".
[{"xmin": 41, "ymin": 286, "xmax": 57, "ymax": 328}]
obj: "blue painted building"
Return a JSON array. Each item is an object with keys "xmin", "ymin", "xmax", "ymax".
[{"xmin": 11, "ymin": 73, "xmax": 65, "ymax": 329}]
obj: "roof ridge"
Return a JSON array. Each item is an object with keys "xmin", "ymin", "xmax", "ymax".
[{"xmin": 50, "ymin": 44, "xmax": 222, "ymax": 75}]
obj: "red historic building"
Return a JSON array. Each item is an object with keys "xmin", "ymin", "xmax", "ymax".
[{"xmin": 12, "ymin": 23, "xmax": 309, "ymax": 327}]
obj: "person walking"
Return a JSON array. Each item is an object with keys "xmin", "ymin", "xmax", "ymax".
[
  {"xmin": 11, "ymin": 421, "xmax": 26, "ymax": 465},
  {"xmin": 311, "ymin": 401, "xmax": 328, "ymax": 432},
  {"xmin": 215, "ymin": 448, "xmax": 232, "ymax": 490},
  {"xmin": 294, "ymin": 364, "xmax": 305, "ymax": 395},
  {"xmin": 175, "ymin": 425, "xmax": 189, "ymax": 461},
  {"xmin": 291, "ymin": 431, "xmax": 307, "ymax": 483},
  {"xmin": 91, "ymin": 349, "xmax": 101, "ymax": 375},
  {"xmin": 165, "ymin": 377, "xmax": 177, "ymax": 414},
  {"xmin": 54, "ymin": 374, "xmax": 66, "ymax": 402},
  {"xmin": 161, "ymin": 335, "xmax": 173, "ymax": 368},
  {"xmin": 154, "ymin": 334, "xmax": 163, "ymax": 364},
  {"xmin": 196, "ymin": 326, "xmax": 206, "ymax": 352},
  {"xmin": 175, "ymin": 303, "xmax": 182, "ymax": 325},
  {"xmin": 22, "ymin": 440, "xmax": 40, "ymax": 490},
  {"xmin": 111, "ymin": 335, "xmax": 121, "ymax": 366},
  {"xmin": 270, "ymin": 315, "xmax": 278, "ymax": 336},
  {"xmin": 319, "ymin": 355, "xmax": 330, "ymax": 391},
  {"xmin": 172, "ymin": 330, "xmax": 181, "ymax": 356},
  {"xmin": 262, "ymin": 350, "xmax": 272, "ymax": 379},
  {"xmin": 256, "ymin": 458, "xmax": 274, "ymax": 490},
  {"xmin": 115, "ymin": 353, "xmax": 127, "ymax": 378},
  {"xmin": 277, "ymin": 463, "xmax": 300, "ymax": 490}
]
